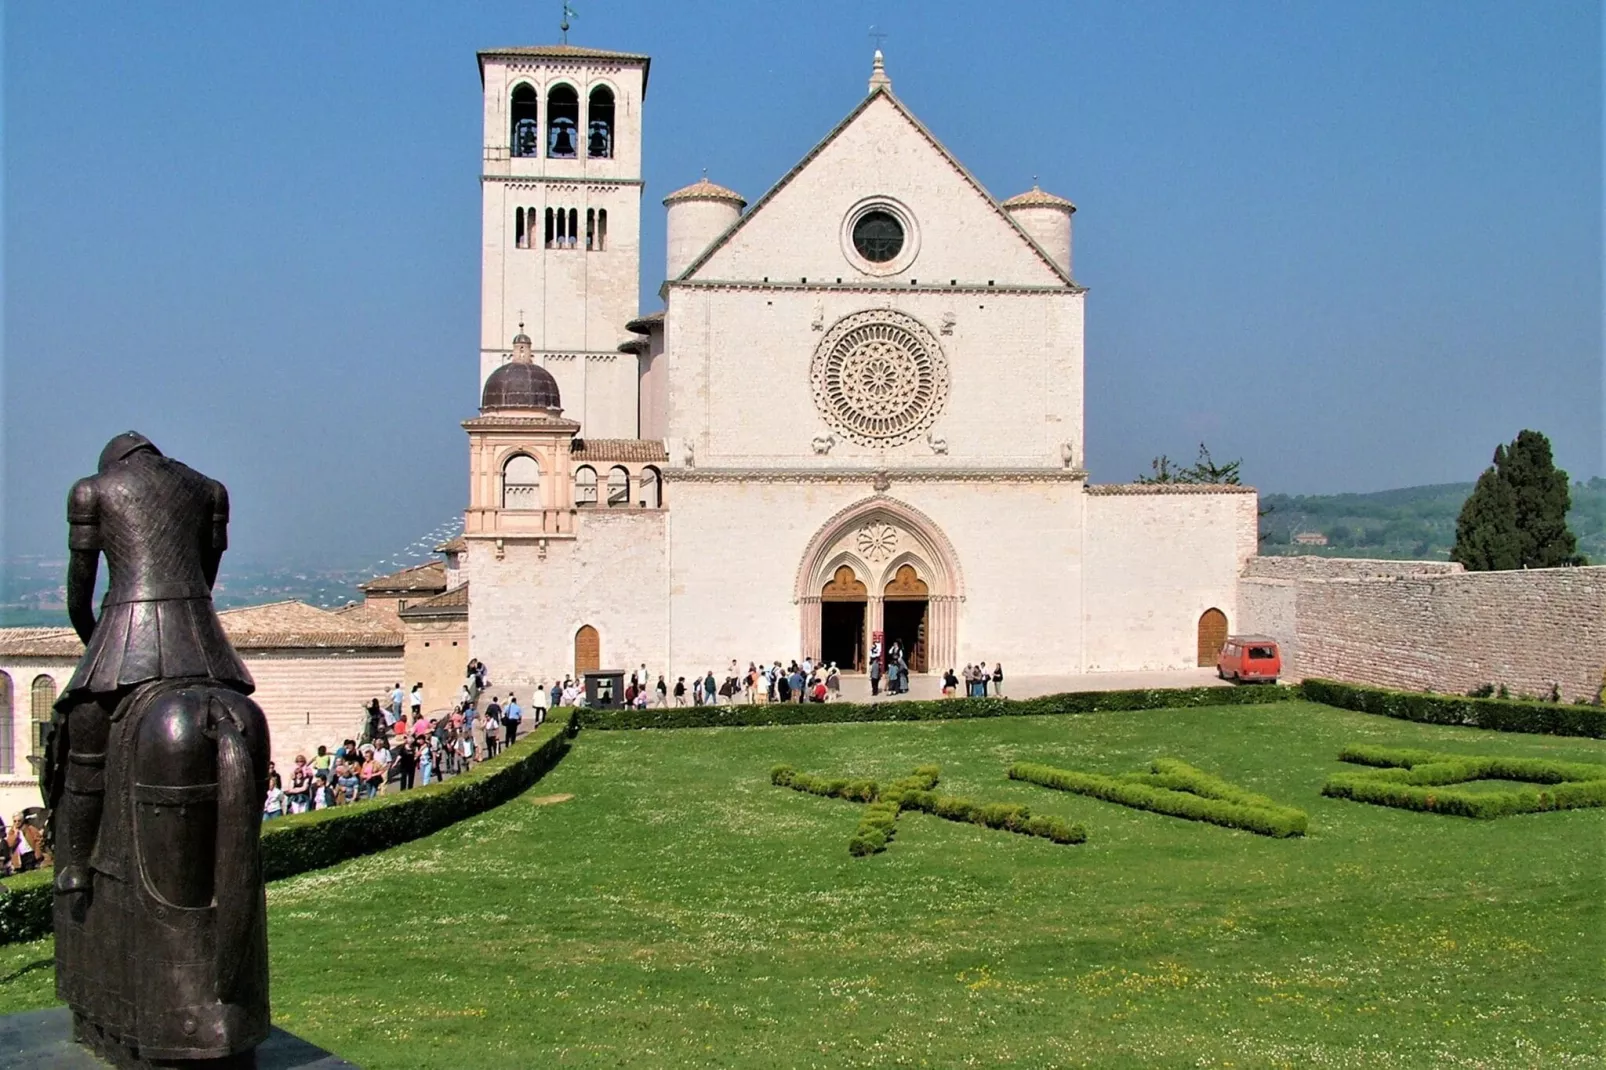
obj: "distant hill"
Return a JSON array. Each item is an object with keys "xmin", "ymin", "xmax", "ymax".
[{"xmin": 1260, "ymin": 477, "xmax": 1605, "ymax": 563}]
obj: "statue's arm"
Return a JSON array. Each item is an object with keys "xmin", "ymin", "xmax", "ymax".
[
  {"xmin": 65, "ymin": 478, "xmax": 100, "ymax": 643},
  {"xmin": 205, "ymin": 479, "xmax": 230, "ymax": 588}
]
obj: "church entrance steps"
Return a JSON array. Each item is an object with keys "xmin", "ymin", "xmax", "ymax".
[{"xmin": 830, "ymin": 668, "xmax": 1228, "ymax": 703}]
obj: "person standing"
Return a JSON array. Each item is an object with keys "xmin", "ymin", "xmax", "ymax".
[
  {"xmin": 389, "ymin": 682, "xmax": 405, "ymax": 722},
  {"xmin": 992, "ymin": 663, "xmax": 1004, "ymax": 697},
  {"xmin": 409, "ymin": 682, "xmax": 423, "ymax": 719},
  {"xmin": 656, "ymin": 675, "xmax": 668, "ymax": 707},
  {"xmin": 870, "ymin": 656, "xmax": 883, "ymax": 697},
  {"xmin": 503, "ymin": 694, "xmax": 522, "ymax": 745},
  {"xmin": 674, "ymin": 677, "xmax": 687, "ymax": 705}
]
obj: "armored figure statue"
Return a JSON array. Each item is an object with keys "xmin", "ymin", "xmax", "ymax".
[{"xmin": 45, "ymin": 432, "xmax": 271, "ymax": 1067}]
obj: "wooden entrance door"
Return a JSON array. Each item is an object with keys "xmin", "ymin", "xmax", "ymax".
[
  {"xmin": 1197, "ymin": 609, "xmax": 1227, "ymax": 666},
  {"xmin": 575, "ymin": 625, "xmax": 600, "ymax": 677}
]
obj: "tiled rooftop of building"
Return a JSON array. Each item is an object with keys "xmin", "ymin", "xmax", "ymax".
[
  {"xmin": 399, "ymin": 584, "xmax": 470, "ymax": 620},
  {"xmin": 357, "ymin": 560, "xmax": 447, "ymax": 595},
  {"xmin": 0, "ymin": 600, "xmax": 403, "ymax": 658},
  {"xmin": 571, "ymin": 439, "xmax": 670, "ymax": 463}
]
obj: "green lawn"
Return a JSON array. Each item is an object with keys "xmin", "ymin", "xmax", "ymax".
[{"xmin": 1, "ymin": 701, "xmax": 1601, "ymax": 1068}]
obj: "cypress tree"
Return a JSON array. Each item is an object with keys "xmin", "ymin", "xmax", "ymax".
[
  {"xmin": 1450, "ymin": 430, "xmax": 1582, "ymax": 570},
  {"xmin": 1451, "ymin": 464, "xmax": 1521, "ymax": 570}
]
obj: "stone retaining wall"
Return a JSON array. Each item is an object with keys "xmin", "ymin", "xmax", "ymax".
[{"xmin": 1240, "ymin": 558, "xmax": 1606, "ymax": 702}]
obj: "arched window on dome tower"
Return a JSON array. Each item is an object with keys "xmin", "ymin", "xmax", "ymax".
[
  {"xmin": 511, "ymin": 83, "xmax": 540, "ymax": 158},
  {"xmin": 574, "ymin": 465, "xmax": 598, "ymax": 507},
  {"xmin": 502, "ymin": 454, "xmax": 542, "ymax": 510},
  {"xmin": 587, "ymin": 86, "xmax": 614, "ymax": 158},
  {"xmin": 606, "ymin": 466, "xmax": 630, "ymax": 507},
  {"xmin": 547, "ymin": 84, "xmax": 579, "ymax": 158}
]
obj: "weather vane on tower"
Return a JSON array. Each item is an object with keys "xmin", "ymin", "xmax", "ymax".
[{"xmin": 561, "ymin": 2, "xmax": 576, "ymax": 44}]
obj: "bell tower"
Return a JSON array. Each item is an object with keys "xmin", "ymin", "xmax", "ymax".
[{"xmin": 477, "ymin": 45, "xmax": 650, "ymax": 439}]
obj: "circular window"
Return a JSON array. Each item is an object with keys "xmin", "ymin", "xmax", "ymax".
[
  {"xmin": 840, "ymin": 197, "xmax": 919, "ymax": 276},
  {"xmin": 852, "ymin": 211, "xmax": 904, "ymax": 263},
  {"xmin": 810, "ymin": 310, "xmax": 949, "ymax": 447}
]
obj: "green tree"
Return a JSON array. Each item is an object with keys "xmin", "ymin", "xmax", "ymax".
[
  {"xmin": 1451, "ymin": 430, "xmax": 1583, "ymax": 570},
  {"xmin": 1137, "ymin": 443, "xmax": 1242, "ymax": 485}
]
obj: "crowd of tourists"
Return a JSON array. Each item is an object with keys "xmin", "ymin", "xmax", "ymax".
[
  {"xmin": 539, "ymin": 641, "xmax": 1006, "ymax": 709},
  {"xmin": 262, "ymin": 658, "xmax": 550, "ymax": 819}
]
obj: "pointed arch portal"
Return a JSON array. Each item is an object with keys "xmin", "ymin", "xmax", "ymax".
[{"xmin": 796, "ymin": 496, "xmax": 962, "ymax": 673}]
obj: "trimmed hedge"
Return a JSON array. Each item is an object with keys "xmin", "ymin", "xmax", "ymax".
[
  {"xmin": 1009, "ymin": 758, "xmax": 1309, "ymax": 838},
  {"xmin": 772, "ymin": 763, "xmax": 1085, "ymax": 855},
  {"xmin": 1321, "ymin": 745, "xmax": 1606, "ymax": 819},
  {"xmin": 585, "ymin": 684, "xmax": 1294, "ymax": 731},
  {"xmin": 1301, "ymin": 679, "xmax": 1606, "ymax": 739},
  {"xmin": 0, "ymin": 712, "xmax": 577, "ymax": 945}
]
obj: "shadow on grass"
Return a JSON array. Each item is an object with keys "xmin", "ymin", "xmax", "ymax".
[{"xmin": 0, "ymin": 959, "xmax": 50, "ymax": 986}]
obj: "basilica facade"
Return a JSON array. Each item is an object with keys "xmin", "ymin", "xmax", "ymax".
[{"xmin": 455, "ymin": 43, "xmax": 1257, "ymax": 694}]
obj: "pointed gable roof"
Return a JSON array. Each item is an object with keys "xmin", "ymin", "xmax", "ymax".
[{"xmin": 673, "ymin": 86, "xmax": 1078, "ymax": 289}]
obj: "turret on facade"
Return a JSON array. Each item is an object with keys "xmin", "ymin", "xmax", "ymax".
[
  {"xmin": 664, "ymin": 177, "xmax": 745, "ymax": 279},
  {"xmin": 1002, "ymin": 185, "xmax": 1075, "ymax": 276}
]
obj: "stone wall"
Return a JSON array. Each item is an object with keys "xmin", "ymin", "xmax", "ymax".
[
  {"xmin": 1082, "ymin": 487, "xmax": 1259, "ymax": 671},
  {"xmin": 1239, "ymin": 557, "xmax": 1606, "ymax": 701}
]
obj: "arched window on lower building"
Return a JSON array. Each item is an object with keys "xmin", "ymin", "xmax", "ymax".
[
  {"xmin": 567, "ymin": 208, "xmax": 578, "ymax": 249},
  {"xmin": 597, "ymin": 209, "xmax": 607, "ymax": 250},
  {"xmin": 574, "ymin": 465, "xmax": 598, "ymax": 507},
  {"xmin": 30, "ymin": 675, "xmax": 56, "ymax": 773},
  {"xmin": 638, "ymin": 465, "xmax": 661, "ymax": 508},
  {"xmin": 545, "ymin": 207, "xmax": 556, "ymax": 248},
  {"xmin": 586, "ymin": 208, "xmax": 596, "ymax": 250},
  {"xmin": 502, "ymin": 453, "xmax": 542, "ymax": 509},
  {"xmin": 607, "ymin": 466, "xmax": 630, "ymax": 507},
  {"xmin": 0, "ymin": 671, "xmax": 12, "ymax": 775},
  {"xmin": 515, "ymin": 207, "xmax": 527, "ymax": 249}
]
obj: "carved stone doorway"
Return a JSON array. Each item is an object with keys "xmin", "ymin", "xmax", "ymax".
[
  {"xmin": 883, "ymin": 564, "xmax": 929, "ymax": 673},
  {"xmin": 820, "ymin": 565, "xmax": 867, "ymax": 671}
]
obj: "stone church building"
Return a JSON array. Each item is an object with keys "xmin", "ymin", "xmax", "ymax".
[{"xmin": 456, "ymin": 43, "xmax": 1256, "ymax": 693}]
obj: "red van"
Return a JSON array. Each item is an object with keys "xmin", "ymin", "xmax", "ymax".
[{"xmin": 1216, "ymin": 635, "xmax": 1281, "ymax": 684}]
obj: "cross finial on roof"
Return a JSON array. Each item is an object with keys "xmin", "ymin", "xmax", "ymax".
[
  {"xmin": 869, "ymin": 25, "xmax": 888, "ymax": 50},
  {"xmin": 560, "ymin": 1, "xmax": 576, "ymax": 44}
]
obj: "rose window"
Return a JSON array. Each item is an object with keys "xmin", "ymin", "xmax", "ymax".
[{"xmin": 810, "ymin": 310, "xmax": 948, "ymax": 447}]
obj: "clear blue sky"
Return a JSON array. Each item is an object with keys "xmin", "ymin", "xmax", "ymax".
[{"xmin": 3, "ymin": 1, "xmax": 1601, "ymax": 567}]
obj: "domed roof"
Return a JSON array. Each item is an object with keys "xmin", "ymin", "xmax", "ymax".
[
  {"xmin": 481, "ymin": 359, "xmax": 562, "ymax": 413},
  {"xmin": 1002, "ymin": 184, "xmax": 1076, "ymax": 212},
  {"xmin": 663, "ymin": 176, "xmax": 746, "ymax": 207}
]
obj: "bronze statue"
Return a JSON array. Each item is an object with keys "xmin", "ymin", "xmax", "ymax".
[{"xmin": 45, "ymin": 431, "xmax": 271, "ymax": 1067}]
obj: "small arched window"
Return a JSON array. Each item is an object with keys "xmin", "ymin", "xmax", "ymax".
[
  {"xmin": 597, "ymin": 209, "xmax": 607, "ymax": 251},
  {"xmin": 502, "ymin": 454, "xmax": 542, "ymax": 509},
  {"xmin": 587, "ymin": 86, "xmax": 615, "ymax": 158},
  {"xmin": 545, "ymin": 207, "xmax": 556, "ymax": 248},
  {"xmin": 568, "ymin": 208, "xmax": 578, "ymax": 248},
  {"xmin": 0, "ymin": 671, "xmax": 12, "ymax": 775},
  {"xmin": 547, "ymin": 84, "xmax": 579, "ymax": 158},
  {"xmin": 607, "ymin": 466, "xmax": 630, "ymax": 507},
  {"xmin": 574, "ymin": 465, "xmax": 598, "ymax": 507},
  {"xmin": 586, "ymin": 208, "xmax": 596, "ymax": 250},
  {"xmin": 638, "ymin": 466, "xmax": 661, "ymax": 508},
  {"xmin": 511, "ymin": 83, "xmax": 540, "ymax": 158},
  {"xmin": 515, "ymin": 207, "xmax": 527, "ymax": 249},
  {"xmin": 30, "ymin": 675, "xmax": 55, "ymax": 771}
]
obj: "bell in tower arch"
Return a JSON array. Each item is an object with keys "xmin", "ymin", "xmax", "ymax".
[{"xmin": 550, "ymin": 120, "xmax": 577, "ymax": 158}]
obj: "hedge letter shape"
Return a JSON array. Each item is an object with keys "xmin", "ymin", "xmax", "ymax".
[
  {"xmin": 1321, "ymin": 745, "xmax": 1606, "ymax": 819},
  {"xmin": 770, "ymin": 764, "xmax": 1086, "ymax": 856},
  {"xmin": 1008, "ymin": 758, "xmax": 1308, "ymax": 838}
]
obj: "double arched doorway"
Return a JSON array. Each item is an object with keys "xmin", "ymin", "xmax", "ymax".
[{"xmin": 797, "ymin": 497, "xmax": 962, "ymax": 674}]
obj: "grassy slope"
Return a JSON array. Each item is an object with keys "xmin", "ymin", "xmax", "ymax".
[{"xmin": 0, "ymin": 702, "xmax": 1600, "ymax": 1068}]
